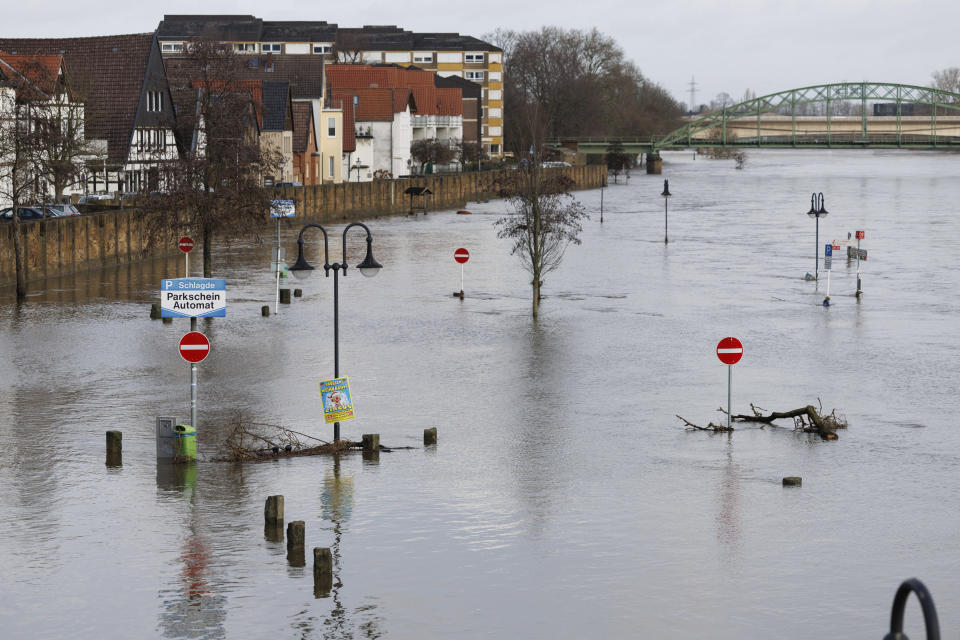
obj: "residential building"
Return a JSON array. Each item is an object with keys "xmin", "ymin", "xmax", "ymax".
[
  {"xmin": 331, "ymin": 87, "xmax": 414, "ymax": 180},
  {"xmin": 0, "ymin": 51, "xmax": 91, "ymax": 206},
  {"xmin": 156, "ymin": 15, "xmax": 503, "ymax": 157},
  {"xmin": 291, "ymin": 102, "xmax": 319, "ymax": 185},
  {"xmin": 260, "ymin": 81, "xmax": 294, "ymax": 184},
  {"xmin": 0, "ymin": 34, "xmax": 178, "ymax": 196}
]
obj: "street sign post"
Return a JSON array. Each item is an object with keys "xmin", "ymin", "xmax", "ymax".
[
  {"xmin": 161, "ymin": 279, "xmax": 227, "ymax": 318},
  {"xmin": 717, "ymin": 337, "xmax": 743, "ymax": 429},
  {"xmin": 270, "ymin": 200, "xmax": 295, "ymax": 315},
  {"xmin": 454, "ymin": 248, "xmax": 470, "ymax": 298},
  {"xmin": 178, "ymin": 236, "xmax": 194, "ymax": 277},
  {"xmin": 823, "ymin": 243, "xmax": 833, "ymax": 306},
  {"xmin": 179, "ymin": 331, "xmax": 209, "ymax": 433},
  {"xmin": 178, "ymin": 331, "xmax": 210, "ymax": 363},
  {"xmin": 855, "ymin": 230, "xmax": 865, "ymax": 297}
]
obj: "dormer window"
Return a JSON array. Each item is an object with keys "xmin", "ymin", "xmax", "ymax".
[{"xmin": 147, "ymin": 90, "xmax": 163, "ymax": 112}]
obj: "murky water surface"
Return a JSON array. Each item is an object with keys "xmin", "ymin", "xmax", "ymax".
[{"xmin": 2, "ymin": 150, "xmax": 960, "ymax": 639}]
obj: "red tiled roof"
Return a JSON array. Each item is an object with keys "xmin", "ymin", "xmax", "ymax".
[
  {"xmin": 191, "ymin": 78, "xmax": 264, "ymax": 127},
  {"xmin": 330, "ymin": 88, "xmax": 395, "ymax": 121},
  {"xmin": 410, "ymin": 87, "xmax": 462, "ymax": 116},
  {"xmin": 341, "ymin": 100, "xmax": 355, "ymax": 152},
  {"xmin": 326, "ymin": 64, "xmax": 436, "ymax": 91},
  {"xmin": 0, "ymin": 51, "xmax": 64, "ymax": 98}
]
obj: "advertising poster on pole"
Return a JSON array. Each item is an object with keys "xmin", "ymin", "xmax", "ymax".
[{"xmin": 319, "ymin": 377, "xmax": 355, "ymax": 424}]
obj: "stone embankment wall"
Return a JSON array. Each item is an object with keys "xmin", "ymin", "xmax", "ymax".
[{"xmin": 0, "ymin": 166, "xmax": 606, "ymax": 287}]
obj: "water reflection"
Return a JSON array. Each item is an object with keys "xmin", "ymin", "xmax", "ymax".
[
  {"xmin": 715, "ymin": 435, "xmax": 742, "ymax": 562},
  {"xmin": 156, "ymin": 462, "xmax": 227, "ymax": 639}
]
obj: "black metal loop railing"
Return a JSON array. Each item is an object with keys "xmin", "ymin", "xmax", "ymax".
[{"xmin": 883, "ymin": 578, "xmax": 940, "ymax": 640}]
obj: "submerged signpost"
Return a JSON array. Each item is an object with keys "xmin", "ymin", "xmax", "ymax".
[
  {"xmin": 454, "ymin": 247, "xmax": 470, "ymax": 298},
  {"xmin": 823, "ymin": 243, "xmax": 833, "ymax": 306},
  {"xmin": 716, "ymin": 337, "xmax": 744, "ymax": 429},
  {"xmin": 271, "ymin": 200, "xmax": 295, "ymax": 315},
  {"xmin": 161, "ymin": 271, "xmax": 227, "ymax": 439}
]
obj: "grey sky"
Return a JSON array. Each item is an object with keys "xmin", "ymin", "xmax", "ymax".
[{"xmin": 3, "ymin": 0, "xmax": 958, "ymax": 108}]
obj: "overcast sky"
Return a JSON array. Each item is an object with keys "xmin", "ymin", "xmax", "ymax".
[{"xmin": 3, "ymin": 0, "xmax": 958, "ymax": 108}]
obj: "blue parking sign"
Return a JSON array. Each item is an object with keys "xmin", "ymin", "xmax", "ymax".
[{"xmin": 824, "ymin": 243, "xmax": 832, "ymax": 257}]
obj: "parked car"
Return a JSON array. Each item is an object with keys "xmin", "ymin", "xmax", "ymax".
[
  {"xmin": 0, "ymin": 206, "xmax": 46, "ymax": 221},
  {"xmin": 32, "ymin": 204, "xmax": 81, "ymax": 217},
  {"xmin": 274, "ymin": 181, "xmax": 303, "ymax": 188},
  {"xmin": 540, "ymin": 161, "xmax": 572, "ymax": 168},
  {"xmin": 77, "ymin": 194, "xmax": 113, "ymax": 204}
]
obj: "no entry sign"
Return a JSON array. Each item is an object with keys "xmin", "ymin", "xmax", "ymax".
[
  {"xmin": 454, "ymin": 248, "xmax": 470, "ymax": 264},
  {"xmin": 716, "ymin": 337, "xmax": 743, "ymax": 365},
  {"xmin": 178, "ymin": 236, "xmax": 194, "ymax": 253},
  {"xmin": 179, "ymin": 331, "xmax": 210, "ymax": 364}
]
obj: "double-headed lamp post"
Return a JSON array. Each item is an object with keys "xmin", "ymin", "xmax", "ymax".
[
  {"xmin": 806, "ymin": 192, "xmax": 828, "ymax": 280},
  {"xmin": 661, "ymin": 179, "xmax": 672, "ymax": 244},
  {"xmin": 289, "ymin": 222, "xmax": 383, "ymax": 442}
]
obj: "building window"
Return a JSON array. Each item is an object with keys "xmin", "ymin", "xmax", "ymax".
[
  {"xmin": 490, "ymin": 144, "xmax": 500, "ymax": 154},
  {"xmin": 465, "ymin": 53, "xmax": 484, "ymax": 63},
  {"xmin": 329, "ymin": 156, "xmax": 335, "ymax": 178},
  {"xmin": 261, "ymin": 43, "xmax": 282, "ymax": 53},
  {"xmin": 413, "ymin": 53, "xmax": 433, "ymax": 63},
  {"xmin": 233, "ymin": 43, "xmax": 256, "ymax": 53},
  {"xmin": 313, "ymin": 44, "xmax": 332, "ymax": 54},
  {"xmin": 161, "ymin": 42, "xmax": 184, "ymax": 53},
  {"xmin": 327, "ymin": 117, "xmax": 336, "ymax": 137},
  {"xmin": 147, "ymin": 91, "xmax": 163, "ymax": 112},
  {"xmin": 465, "ymin": 71, "xmax": 484, "ymax": 81}
]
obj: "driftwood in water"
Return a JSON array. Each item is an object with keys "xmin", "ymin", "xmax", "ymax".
[{"xmin": 679, "ymin": 400, "xmax": 847, "ymax": 440}]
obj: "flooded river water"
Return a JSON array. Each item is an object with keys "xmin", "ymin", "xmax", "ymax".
[{"xmin": 1, "ymin": 150, "xmax": 959, "ymax": 638}]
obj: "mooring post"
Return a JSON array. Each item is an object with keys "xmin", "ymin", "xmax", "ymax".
[
  {"xmin": 106, "ymin": 430, "xmax": 122, "ymax": 466},
  {"xmin": 150, "ymin": 303, "xmax": 161, "ymax": 320},
  {"xmin": 361, "ymin": 434, "xmax": 380, "ymax": 452},
  {"xmin": 261, "ymin": 305, "xmax": 270, "ymax": 317},
  {"xmin": 265, "ymin": 495, "xmax": 284, "ymax": 525},
  {"xmin": 424, "ymin": 427, "xmax": 438, "ymax": 446},
  {"xmin": 314, "ymin": 547, "xmax": 334, "ymax": 597},
  {"xmin": 279, "ymin": 288, "xmax": 291, "ymax": 304},
  {"xmin": 287, "ymin": 521, "xmax": 306, "ymax": 566}
]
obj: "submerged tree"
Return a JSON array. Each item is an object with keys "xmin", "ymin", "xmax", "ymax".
[
  {"xmin": 605, "ymin": 140, "xmax": 630, "ymax": 183},
  {"xmin": 495, "ymin": 106, "xmax": 587, "ymax": 318}
]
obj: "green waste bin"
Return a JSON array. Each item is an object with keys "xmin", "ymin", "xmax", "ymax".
[{"xmin": 174, "ymin": 424, "xmax": 197, "ymax": 461}]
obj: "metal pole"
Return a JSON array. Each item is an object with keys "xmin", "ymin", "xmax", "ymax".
[
  {"xmin": 856, "ymin": 236, "xmax": 862, "ymax": 297},
  {"xmin": 600, "ymin": 186, "xmax": 604, "ymax": 224},
  {"xmin": 664, "ymin": 198, "xmax": 669, "ymax": 244},
  {"xmin": 460, "ymin": 263, "xmax": 464, "ymax": 296},
  {"xmin": 275, "ymin": 219, "xmax": 281, "ymax": 315},
  {"xmin": 815, "ymin": 217, "xmax": 819, "ymax": 280},
  {"xmin": 185, "ymin": 246, "xmax": 189, "ymax": 278},
  {"xmin": 727, "ymin": 364, "xmax": 732, "ymax": 429},
  {"xmin": 333, "ymin": 267, "xmax": 340, "ymax": 443},
  {"xmin": 191, "ymin": 363, "xmax": 197, "ymax": 431}
]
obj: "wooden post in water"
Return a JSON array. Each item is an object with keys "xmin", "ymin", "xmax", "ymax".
[
  {"xmin": 314, "ymin": 547, "xmax": 333, "ymax": 597},
  {"xmin": 782, "ymin": 477, "xmax": 802, "ymax": 487},
  {"xmin": 261, "ymin": 305, "xmax": 270, "ymax": 317},
  {"xmin": 150, "ymin": 303, "xmax": 161, "ymax": 319},
  {"xmin": 361, "ymin": 434, "xmax": 379, "ymax": 452},
  {"xmin": 287, "ymin": 521, "xmax": 305, "ymax": 566},
  {"xmin": 265, "ymin": 495, "xmax": 284, "ymax": 525},
  {"xmin": 106, "ymin": 430, "xmax": 122, "ymax": 467},
  {"xmin": 279, "ymin": 288, "xmax": 291, "ymax": 304},
  {"xmin": 424, "ymin": 427, "xmax": 437, "ymax": 445}
]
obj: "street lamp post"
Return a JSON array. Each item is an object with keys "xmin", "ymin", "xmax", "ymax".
[
  {"xmin": 661, "ymin": 179, "xmax": 672, "ymax": 243},
  {"xmin": 806, "ymin": 192, "xmax": 829, "ymax": 280},
  {"xmin": 289, "ymin": 222, "xmax": 383, "ymax": 442}
]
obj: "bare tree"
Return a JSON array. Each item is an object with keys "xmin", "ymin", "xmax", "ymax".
[
  {"xmin": 410, "ymin": 138, "xmax": 454, "ymax": 174},
  {"xmin": 152, "ymin": 40, "xmax": 284, "ymax": 276},
  {"xmin": 931, "ymin": 67, "xmax": 960, "ymax": 95},
  {"xmin": 456, "ymin": 141, "xmax": 488, "ymax": 171},
  {"xmin": 0, "ymin": 92, "xmax": 35, "ymax": 299},
  {"xmin": 332, "ymin": 31, "xmax": 367, "ymax": 64},
  {"xmin": 494, "ymin": 105, "xmax": 587, "ymax": 318},
  {"xmin": 605, "ymin": 140, "xmax": 630, "ymax": 183}
]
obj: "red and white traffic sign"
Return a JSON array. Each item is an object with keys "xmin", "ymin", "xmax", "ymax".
[
  {"xmin": 179, "ymin": 331, "xmax": 210, "ymax": 364},
  {"xmin": 856, "ymin": 230, "xmax": 865, "ymax": 240},
  {"xmin": 716, "ymin": 337, "xmax": 743, "ymax": 365},
  {"xmin": 454, "ymin": 247, "xmax": 470, "ymax": 264},
  {"xmin": 178, "ymin": 236, "xmax": 195, "ymax": 253}
]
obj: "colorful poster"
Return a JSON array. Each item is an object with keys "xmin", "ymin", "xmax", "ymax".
[{"xmin": 319, "ymin": 377, "xmax": 355, "ymax": 424}]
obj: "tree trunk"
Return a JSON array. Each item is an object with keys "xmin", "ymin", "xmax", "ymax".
[
  {"xmin": 11, "ymin": 208, "xmax": 25, "ymax": 300},
  {"xmin": 203, "ymin": 224, "xmax": 212, "ymax": 277},
  {"xmin": 532, "ymin": 278, "xmax": 540, "ymax": 318}
]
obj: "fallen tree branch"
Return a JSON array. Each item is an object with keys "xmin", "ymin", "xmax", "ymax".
[{"xmin": 678, "ymin": 400, "xmax": 847, "ymax": 440}]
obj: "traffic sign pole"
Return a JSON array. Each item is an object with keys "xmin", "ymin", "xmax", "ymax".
[
  {"xmin": 728, "ymin": 365, "xmax": 732, "ymax": 429},
  {"xmin": 856, "ymin": 230, "xmax": 864, "ymax": 297},
  {"xmin": 454, "ymin": 248, "xmax": 470, "ymax": 298},
  {"xmin": 823, "ymin": 243, "xmax": 832, "ymax": 306},
  {"xmin": 716, "ymin": 337, "xmax": 743, "ymax": 427}
]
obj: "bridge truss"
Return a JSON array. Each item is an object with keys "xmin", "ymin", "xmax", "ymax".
[{"xmin": 655, "ymin": 82, "xmax": 960, "ymax": 151}]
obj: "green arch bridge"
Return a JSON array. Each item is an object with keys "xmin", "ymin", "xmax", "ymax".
[{"xmin": 548, "ymin": 82, "xmax": 960, "ymax": 162}]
